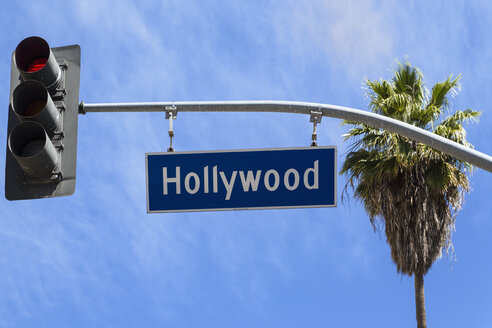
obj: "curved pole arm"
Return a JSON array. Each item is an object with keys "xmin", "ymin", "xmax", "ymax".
[{"xmin": 80, "ymin": 100, "xmax": 492, "ymax": 173}]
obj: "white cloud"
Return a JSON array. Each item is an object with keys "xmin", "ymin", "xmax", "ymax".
[{"xmin": 271, "ymin": 0, "xmax": 394, "ymax": 77}]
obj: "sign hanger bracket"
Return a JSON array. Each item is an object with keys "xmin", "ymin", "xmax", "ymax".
[
  {"xmin": 310, "ymin": 109, "xmax": 322, "ymax": 147},
  {"xmin": 165, "ymin": 105, "xmax": 177, "ymax": 152}
]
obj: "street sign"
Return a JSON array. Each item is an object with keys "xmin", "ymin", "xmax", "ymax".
[{"xmin": 146, "ymin": 147, "xmax": 336, "ymax": 213}]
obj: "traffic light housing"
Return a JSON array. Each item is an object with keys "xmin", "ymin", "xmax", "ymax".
[{"xmin": 5, "ymin": 37, "xmax": 80, "ymax": 200}]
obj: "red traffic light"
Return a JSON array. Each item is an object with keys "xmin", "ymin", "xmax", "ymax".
[
  {"xmin": 26, "ymin": 58, "xmax": 48, "ymax": 73},
  {"xmin": 14, "ymin": 36, "xmax": 61, "ymax": 92}
]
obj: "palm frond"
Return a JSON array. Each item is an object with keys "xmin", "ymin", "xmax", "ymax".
[
  {"xmin": 434, "ymin": 109, "xmax": 480, "ymax": 146},
  {"xmin": 426, "ymin": 75, "xmax": 461, "ymax": 110},
  {"xmin": 392, "ymin": 61, "xmax": 424, "ymax": 104}
]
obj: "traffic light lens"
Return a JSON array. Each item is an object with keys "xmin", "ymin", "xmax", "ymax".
[
  {"xmin": 13, "ymin": 81, "xmax": 48, "ymax": 118},
  {"xmin": 14, "ymin": 37, "xmax": 61, "ymax": 92},
  {"xmin": 26, "ymin": 57, "xmax": 48, "ymax": 73},
  {"xmin": 25, "ymin": 100, "xmax": 46, "ymax": 117},
  {"xmin": 12, "ymin": 80, "xmax": 60, "ymax": 133},
  {"xmin": 9, "ymin": 122, "xmax": 47, "ymax": 158},
  {"xmin": 21, "ymin": 140, "xmax": 45, "ymax": 157},
  {"xmin": 8, "ymin": 121, "xmax": 59, "ymax": 179},
  {"xmin": 15, "ymin": 37, "xmax": 50, "ymax": 72}
]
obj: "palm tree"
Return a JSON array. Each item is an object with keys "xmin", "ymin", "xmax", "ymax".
[{"xmin": 340, "ymin": 62, "xmax": 479, "ymax": 328}]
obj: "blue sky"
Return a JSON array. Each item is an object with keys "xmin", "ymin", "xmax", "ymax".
[{"xmin": 1, "ymin": 1, "xmax": 492, "ymax": 327}]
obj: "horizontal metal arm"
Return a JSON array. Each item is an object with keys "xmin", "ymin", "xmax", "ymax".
[{"xmin": 80, "ymin": 100, "xmax": 492, "ymax": 173}]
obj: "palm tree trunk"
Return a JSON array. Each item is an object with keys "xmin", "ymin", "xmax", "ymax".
[{"xmin": 414, "ymin": 273, "xmax": 427, "ymax": 328}]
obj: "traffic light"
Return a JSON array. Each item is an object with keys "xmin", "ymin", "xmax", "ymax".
[{"xmin": 5, "ymin": 36, "xmax": 80, "ymax": 200}]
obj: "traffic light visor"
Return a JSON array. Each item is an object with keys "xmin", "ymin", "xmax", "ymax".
[
  {"xmin": 14, "ymin": 36, "xmax": 61, "ymax": 90},
  {"xmin": 12, "ymin": 80, "xmax": 59, "ymax": 132},
  {"xmin": 8, "ymin": 121, "xmax": 58, "ymax": 178}
]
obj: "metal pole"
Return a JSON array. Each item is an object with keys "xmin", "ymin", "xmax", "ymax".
[{"xmin": 79, "ymin": 100, "xmax": 492, "ymax": 173}]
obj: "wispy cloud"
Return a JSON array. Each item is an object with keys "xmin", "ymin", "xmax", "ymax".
[{"xmin": 270, "ymin": 0, "xmax": 394, "ymax": 77}]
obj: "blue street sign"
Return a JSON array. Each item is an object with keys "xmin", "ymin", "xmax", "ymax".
[{"xmin": 146, "ymin": 147, "xmax": 336, "ymax": 213}]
